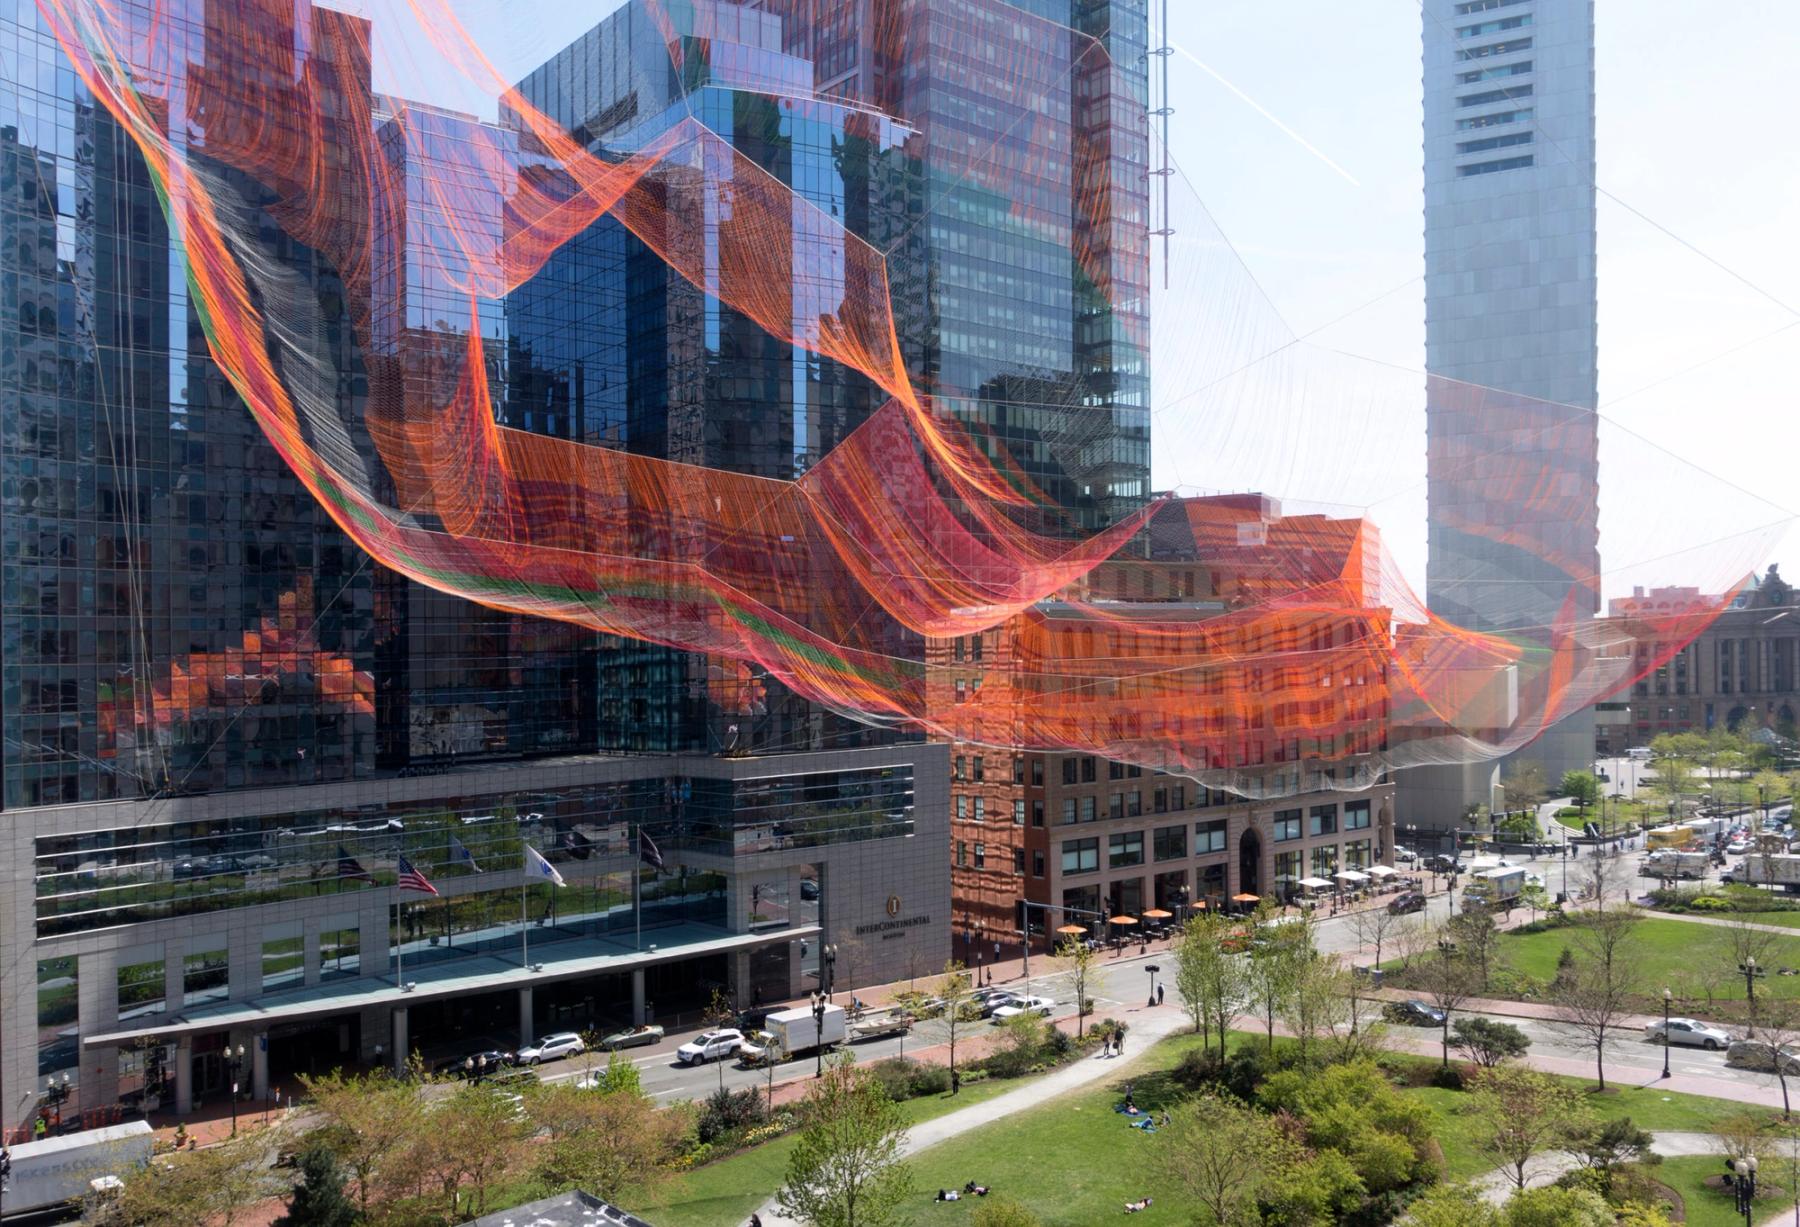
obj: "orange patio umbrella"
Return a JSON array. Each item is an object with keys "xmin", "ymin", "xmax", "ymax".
[
  {"xmin": 1110, "ymin": 914, "xmax": 1139, "ymax": 926},
  {"xmin": 1231, "ymin": 893, "xmax": 1260, "ymax": 903},
  {"xmin": 1141, "ymin": 908, "xmax": 1173, "ymax": 919}
]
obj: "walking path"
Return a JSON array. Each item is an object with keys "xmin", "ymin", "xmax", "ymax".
[
  {"xmin": 1473, "ymin": 1130, "xmax": 1721, "ymax": 1204},
  {"xmin": 748, "ymin": 1002, "xmax": 1188, "ymax": 1227}
]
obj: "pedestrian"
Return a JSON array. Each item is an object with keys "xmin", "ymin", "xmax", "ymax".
[
  {"xmin": 1116, "ymin": 1030, "xmax": 1126, "ymax": 1056},
  {"xmin": 750, "ymin": 1215, "xmax": 763, "ymax": 1227},
  {"xmin": 1156, "ymin": 984, "xmax": 1164, "ymax": 1006},
  {"xmin": 951, "ymin": 1067, "xmax": 962, "ymax": 1095}
]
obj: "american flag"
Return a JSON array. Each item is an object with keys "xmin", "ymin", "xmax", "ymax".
[
  {"xmin": 395, "ymin": 854, "xmax": 439, "ymax": 896},
  {"xmin": 337, "ymin": 846, "xmax": 374, "ymax": 883}
]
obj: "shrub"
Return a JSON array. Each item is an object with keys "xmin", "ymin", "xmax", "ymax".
[
  {"xmin": 866, "ymin": 1058, "xmax": 922, "ymax": 1103},
  {"xmin": 909, "ymin": 1064, "xmax": 952, "ymax": 1096},
  {"xmin": 1428, "ymin": 1063, "xmax": 1465, "ymax": 1091},
  {"xmin": 1688, "ymin": 894, "xmax": 1734, "ymax": 912},
  {"xmin": 696, "ymin": 1086, "xmax": 767, "ymax": 1144},
  {"xmin": 1174, "ymin": 1046, "xmax": 1226, "ymax": 1090}
]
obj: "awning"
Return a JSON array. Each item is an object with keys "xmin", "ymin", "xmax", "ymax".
[
  {"xmin": 1231, "ymin": 893, "xmax": 1260, "ymax": 903},
  {"xmin": 1297, "ymin": 876, "xmax": 1333, "ymax": 889},
  {"xmin": 1335, "ymin": 869, "xmax": 1371, "ymax": 882},
  {"xmin": 1367, "ymin": 864, "xmax": 1398, "ymax": 878},
  {"xmin": 1141, "ymin": 908, "xmax": 1173, "ymax": 919}
]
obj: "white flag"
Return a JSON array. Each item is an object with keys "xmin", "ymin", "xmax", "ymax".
[{"xmin": 524, "ymin": 843, "xmax": 566, "ymax": 887}]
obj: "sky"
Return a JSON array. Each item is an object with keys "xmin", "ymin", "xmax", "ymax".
[{"xmin": 343, "ymin": 0, "xmax": 1799, "ymax": 601}]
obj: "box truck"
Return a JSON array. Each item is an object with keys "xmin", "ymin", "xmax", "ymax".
[
  {"xmin": 2, "ymin": 1120, "xmax": 154, "ymax": 1218},
  {"xmin": 737, "ymin": 1002, "xmax": 847, "ymax": 1065}
]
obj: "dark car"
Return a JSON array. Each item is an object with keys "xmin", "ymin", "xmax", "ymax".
[
  {"xmin": 1387, "ymin": 891, "xmax": 1428, "ymax": 915},
  {"xmin": 1385, "ymin": 999, "xmax": 1447, "ymax": 1027},
  {"xmin": 1421, "ymin": 855, "xmax": 1459, "ymax": 875},
  {"xmin": 734, "ymin": 1008, "xmax": 772, "ymax": 1033},
  {"xmin": 442, "ymin": 1048, "xmax": 516, "ymax": 1079},
  {"xmin": 799, "ymin": 878, "xmax": 820, "ymax": 901}
]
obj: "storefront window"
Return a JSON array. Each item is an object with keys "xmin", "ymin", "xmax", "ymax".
[
  {"xmin": 184, "ymin": 943, "xmax": 230, "ymax": 1007},
  {"xmin": 263, "ymin": 924, "xmax": 304, "ymax": 993},
  {"xmin": 117, "ymin": 951, "xmax": 166, "ymax": 1022}
]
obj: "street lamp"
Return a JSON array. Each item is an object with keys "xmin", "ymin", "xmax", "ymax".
[
  {"xmin": 1661, "ymin": 988, "xmax": 1672, "ymax": 1079},
  {"xmin": 811, "ymin": 992, "xmax": 827, "ymax": 1079},
  {"xmin": 1145, "ymin": 964, "xmax": 1161, "ymax": 1008},
  {"xmin": 1727, "ymin": 1153, "xmax": 1759, "ymax": 1225},
  {"xmin": 1742, "ymin": 956, "xmax": 1766, "ymax": 1010},
  {"xmin": 224, "ymin": 1043, "xmax": 247, "ymax": 1135},
  {"xmin": 43, "ymin": 1073, "xmax": 71, "ymax": 1130}
]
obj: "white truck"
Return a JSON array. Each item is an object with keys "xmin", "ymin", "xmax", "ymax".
[
  {"xmin": 1463, "ymin": 866, "xmax": 1526, "ymax": 908},
  {"xmin": 2, "ymin": 1120, "xmax": 154, "ymax": 1218},
  {"xmin": 1725, "ymin": 853, "xmax": 1800, "ymax": 892},
  {"xmin": 737, "ymin": 1002, "xmax": 847, "ymax": 1065},
  {"xmin": 1644, "ymin": 850, "xmax": 1713, "ymax": 880}
]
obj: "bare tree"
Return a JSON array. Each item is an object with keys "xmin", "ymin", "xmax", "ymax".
[
  {"xmin": 1350, "ymin": 904, "xmax": 1403, "ymax": 971},
  {"xmin": 935, "ymin": 960, "xmax": 978, "ymax": 1090},
  {"xmin": 1579, "ymin": 851, "xmax": 1626, "ymax": 911},
  {"xmin": 1390, "ymin": 914, "xmax": 1434, "ymax": 974},
  {"xmin": 1054, "ymin": 937, "xmax": 1097, "ymax": 1038},
  {"xmin": 1724, "ymin": 913, "xmax": 1782, "ymax": 1019},
  {"xmin": 1750, "ymin": 999, "xmax": 1800, "ymax": 1120},
  {"xmin": 1552, "ymin": 908, "xmax": 1642, "ymax": 1090},
  {"xmin": 1417, "ymin": 935, "xmax": 1479, "ymax": 1067},
  {"xmin": 1471, "ymin": 1065, "xmax": 1591, "ymax": 1190},
  {"xmin": 1153, "ymin": 1094, "xmax": 1296, "ymax": 1227}
]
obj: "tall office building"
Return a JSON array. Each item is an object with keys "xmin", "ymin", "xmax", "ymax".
[
  {"xmin": 2, "ymin": 0, "xmax": 947, "ymax": 1137},
  {"xmin": 1409, "ymin": 0, "xmax": 1600, "ymax": 826}
]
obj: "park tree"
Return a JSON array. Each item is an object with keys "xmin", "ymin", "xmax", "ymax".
[
  {"xmin": 1245, "ymin": 910, "xmax": 1308, "ymax": 1054},
  {"xmin": 1552, "ymin": 907, "xmax": 1642, "ymax": 1089},
  {"xmin": 1348, "ymin": 903, "xmax": 1403, "ymax": 970},
  {"xmin": 933, "ymin": 961, "xmax": 979, "ymax": 1090},
  {"xmin": 1279, "ymin": 949, "xmax": 1350, "ymax": 1066},
  {"xmin": 297, "ymin": 1068, "xmax": 429, "ymax": 1219},
  {"xmin": 1564, "ymin": 1115, "xmax": 1658, "ymax": 1189},
  {"xmin": 1174, "ymin": 913, "xmax": 1246, "ymax": 1057},
  {"xmin": 1153, "ymin": 1093, "xmax": 1294, "ymax": 1227},
  {"xmin": 395, "ymin": 1081, "xmax": 529, "ymax": 1219},
  {"xmin": 1448, "ymin": 901, "xmax": 1501, "ymax": 988},
  {"xmin": 1451, "ymin": 1016, "xmax": 1531, "ymax": 1068},
  {"xmin": 1561, "ymin": 770, "xmax": 1600, "ymax": 811},
  {"xmin": 1054, "ymin": 937, "xmax": 1096, "ymax": 1037},
  {"xmin": 1504, "ymin": 760, "xmax": 1548, "ymax": 808},
  {"xmin": 273, "ymin": 1144, "xmax": 356, "ymax": 1227},
  {"xmin": 1712, "ymin": 1109, "xmax": 1770, "ymax": 1171},
  {"xmin": 525, "ymin": 1081, "xmax": 684, "ymax": 1205},
  {"xmin": 88, "ymin": 1127, "xmax": 275, "ymax": 1227},
  {"xmin": 1471, "ymin": 1064, "xmax": 1591, "ymax": 1190},
  {"xmin": 1518, "ymin": 881, "xmax": 1552, "ymax": 922},
  {"xmin": 1416, "ymin": 933, "xmax": 1478, "ymax": 1066},
  {"xmin": 1750, "ymin": 999, "xmax": 1800, "ymax": 1118},
  {"xmin": 778, "ymin": 1056, "xmax": 913, "ymax": 1227}
]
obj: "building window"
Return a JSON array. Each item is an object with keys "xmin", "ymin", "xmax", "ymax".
[
  {"xmin": 1455, "ymin": 13, "xmax": 1531, "ymax": 37},
  {"xmin": 1062, "ymin": 798, "xmax": 1078, "ymax": 825},
  {"xmin": 1081, "ymin": 757, "xmax": 1097, "ymax": 783},
  {"xmin": 1457, "ymin": 36, "xmax": 1531, "ymax": 59},
  {"xmin": 1080, "ymin": 796, "xmax": 1097, "ymax": 823},
  {"xmin": 1062, "ymin": 759, "xmax": 1079, "ymax": 785},
  {"xmin": 956, "ymin": 796, "xmax": 967, "ymax": 820},
  {"xmin": 1457, "ymin": 107, "xmax": 1533, "ymax": 130},
  {"xmin": 1109, "ymin": 792, "xmax": 1125, "ymax": 820},
  {"xmin": 1153, "ymin": 787, "xmax": 1168, "ymax": 814},
  {"xmin": 957, "ymin": 841, "xmax": 967, "ymax": 867},
  {"xmin": 973, "ymin": 797, "xmax": 986, "ymax": 823},
  {"xmin": 1346, "ymin": 840, "xmax": 1372, "ymax": 870},
  {"xmin": 320, "ymin": 924, "xmax": 360, "ymax": 982},
  {"xmin": 118, "ymin": 954, "xmax": 166, "ymax": 1021},
  {"xmin": 263, "ymin": 924, "xmax": 304, "ymax": 993},
  {"xmin": 1274, "ymin": 850, "xmax": 1302, "ymax": 893},
  {"xmin": 1012, "ymin": 757, "xmax": 1025, "ymax": 784},
  {"xmin": 1108, "ymin": 832, "xmax": 1144, "ymax": 869},
  {"xmin": 1273, "ymin": 810, "xmax": 1302, "ymax": 842},
  {"xmin": 1457, "ymin": 153, "xmax": 1534, "ymax": 175},
  {"xmin": 1013, "ymin": 800, "xmax": 1026, "ymax": 825},
  {"xmin": 1032, "ymin": 800, "xmax": 1045, "ymax": 827},
  {"xmin": 1344, "ymin": 800, "xmax": 1372, "ymax": 831},
  {"xmin": 973, "ymin": 756, "xmax": 985, "ymax": 782},
  {"xmin": 1172, "ymin": 784, "xmax": 1187, "ymax": 810},
  {"xmin": 1309, "ymin": 805, "xmax": 1338, "ymax": 838},
  {"xmin": 1033, "ymin": 850, "xmax": 1045, "ymax": 878},
  {"xmin": 1196, "ymin": 820, "xmax": 1228, "ymax": 854},
  {"xmin": 954, "ymin": 756, "xmax": 965, "ymax": 781},
  {"xmin": 954, "ymin": 679, "xmax": 966, "ymax": 702},
  {"xmin": 1456, "ymin": 130, "xmax": 1533, "ymax": 155},
  {"xmin": 1457, "ymin": 84, "xmax": 1533, "ymax": 108},
  {"xmin": 1153, "ymin": 824, "xmax": 1187, "ymax": 861},
  {"xmin": 1128, "ymin": 790, "xmax": 1143, "ymax": 817},
  {"xmin": 1012, "ymin": 847, "xmax": 1025, "ymax": 874},
  {"xmin": 1062, "ymin": 838, "xmax": 1100, "ymax": 875},
  {"xmin": 184, "ymin": 943, "xmax": 230, "ymax": 1007},
  {"xmin": 1311, "ymin": 845, "xmax": 1339, "ymax": 878},
  {"xmin": 1031, "ymin": 758, "xmax": 1044, "ymax": 786},
  {"xmin": 1109, "ymin": 760, "xmax": 1124, "ymax": 780},
  {"xmin": 1456, "ymin": 61, "xmax": 1532, "ymax": 85},
  {"xmin": 974, "ymin": 842, "xmax": 986, "ymax": 870}
]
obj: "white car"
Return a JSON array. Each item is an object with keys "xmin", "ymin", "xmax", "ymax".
[
  {"xmin": 1645, "ymin": 1017, "xmax": 1733, "ymax": 1051},
  {"xmin": 990, "ymin": 996, "xmax": 1055, "ymax": 1021},
  {"xmin": 1726, "ymin": 839, "xmax": 1751, "ymax": 855},
  {"xmin": 518, "ymin": 1031, "xmax": 585, "ymax": 1064},
  {"xmin": 676, "ymin": 1028, "xmax": 745, "ymax": 1065},
  {"xmin": 1394, "ymin": 847, "xmax": 1418, "ymax": 863}
]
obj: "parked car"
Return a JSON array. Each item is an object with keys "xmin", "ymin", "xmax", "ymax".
[
  {"xmin": 1394, "ymin": 847, "xmax": 1418, "ymax": 863},
  {"xmin": 1726, "ymin": 1039, "xmax": 1800, "ymax": 1074},
  {"xmin": 800, "ymin": 878, "xmax": 821, "ymax": 901},
  {"xmin": 975, "ymin": 990, "xmax": 1022, "ymax": 1018},
  {"xmin": 990, "ymin": 996, "xmax": 1055, "ymax": 1021},
  {"xmin": 1387, "ymin": 891, "xmax": 1428, "ymax": 915},
  {"xmin": 1385, "ymin": 999, "xmax": 1447, "ymax": 1027},
  {"xmin": 599, "ymin": 1024, "xmax": 665, "ymax": 1051},
  {"xmin": 676, "ymin": 1028, "xmax": 745, "ymax": 1065},
  {"xmin": 1422, "ymin": 855, "xmax": 1459, "ymax": 875},
  {"xmin": 518, "ymin": 1031, "xmax": 586, "ymax": 1064},
  {"xmin": 1645, "ymin": 1017, "xmax": 1733, "ymax": 1051},
  {"xmin": 448, "ymin": 1048, "xmax": 516, "ymax": 1079},
  {"xmin": 1726, "ymin": 839, "xmax": 1751, "ymax": 855}
]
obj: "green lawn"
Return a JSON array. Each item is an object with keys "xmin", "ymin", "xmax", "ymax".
[
  {"xmin": 1497, "ymin": 916, "xmax": 1800, "ymax": 1003},
  {"xmin": 1405, "ymin": 1078, "xmax": 1766, "ymax": 1181},
  {"xmin": 1652, "ymin": 1154, "xmax": 1787, "ymax": 1227},
  {"xmin": 633, "ymin": 1071, "xmax": 1020, "ymax": 1227}
]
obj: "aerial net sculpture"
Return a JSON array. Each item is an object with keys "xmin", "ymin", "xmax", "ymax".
[{"xmin": 35, "ymin": 0, "xmax": 1790, "ymax": 797}]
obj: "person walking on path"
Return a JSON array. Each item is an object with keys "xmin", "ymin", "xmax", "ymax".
[{"xmin": 1156, "ymin": 984, "xmax": 1164, "ymax": 1006}]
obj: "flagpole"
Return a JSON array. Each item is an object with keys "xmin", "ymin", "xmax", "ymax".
[
  {"xmin": 634, "ymin": 824, "xmax": 642, "ymax": 952},
  {"xmin": 522, "ymin": 848, "xmax": 530, "ymax": 970}
]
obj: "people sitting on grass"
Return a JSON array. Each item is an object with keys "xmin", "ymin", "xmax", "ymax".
[
  {"xmin": 1125, "ymin": 1197, "xmax": 1154, "ymax": 1213},
  {"xmin": 936, "ymin": 1188, "xmax": 961, "ymax": 1202},
  {"xmin": 963, "ymin": 1181, "xmax": 991, "ymax": 1197}
]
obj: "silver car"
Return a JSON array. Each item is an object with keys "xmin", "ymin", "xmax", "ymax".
[
  {"xmin": 1645, "ymin": 1017, "xmax": 1732, "ymax": 1051},
  {"xmin": 1726, "ymin": 1039, "xmax": 1800, "ymax": 1074}
]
